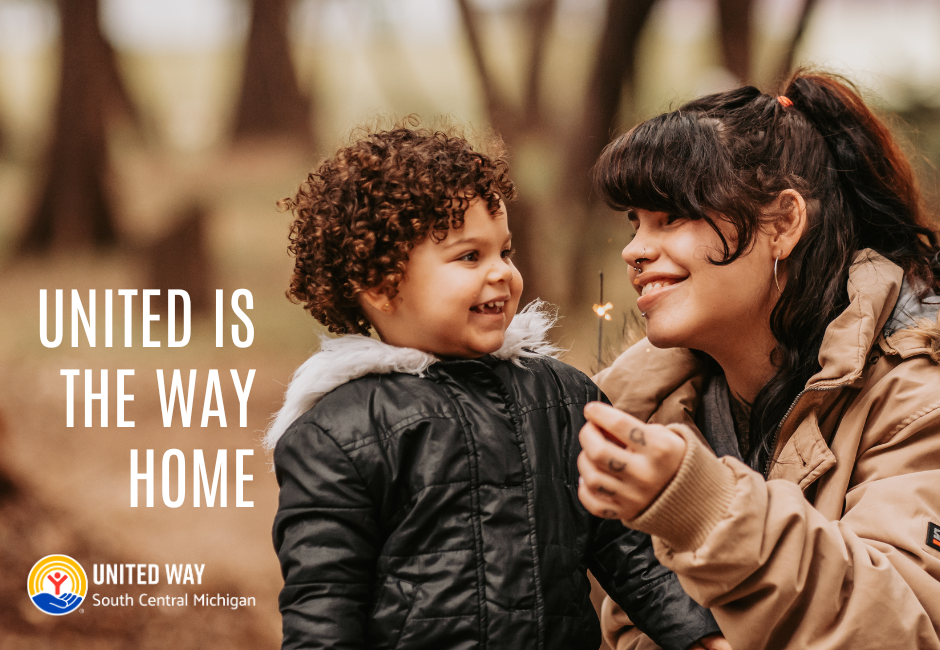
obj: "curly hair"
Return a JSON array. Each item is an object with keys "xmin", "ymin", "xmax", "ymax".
[{"xmin": 281, "ymin": 120, "xmax": 515, "ymax": 335}]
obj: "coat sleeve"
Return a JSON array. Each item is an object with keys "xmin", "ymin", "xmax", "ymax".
[
  {"xmin": 272, "ymin": 420, "xmax": 379, "ymax": 650},
  {"xmin": 589, "ymin": 519, "xmax": 720, "ymax": 650},
  {"xmin": 611, "ymin": 419, "xmax": 940, "ymax": 650}
]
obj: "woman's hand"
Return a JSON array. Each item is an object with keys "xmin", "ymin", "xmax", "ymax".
[{"xmin": 577, "ymin": 402, "xmax": 686, "ymax": 521}]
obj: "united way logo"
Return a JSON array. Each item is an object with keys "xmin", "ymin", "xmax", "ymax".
[{"xmin": 27, "ymin": 555, "xmax": 87, "ymax": 615}]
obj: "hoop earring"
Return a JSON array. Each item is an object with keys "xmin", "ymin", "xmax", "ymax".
[{"xmin": 774, "ymin": 256, "xmax": 781, "ymax": 293}]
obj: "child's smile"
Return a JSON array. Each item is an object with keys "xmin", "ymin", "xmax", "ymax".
[
  {"xmin": 470, "ymin": 299, "xmax": 508, "ymax": 315},
  {"xmin": 366, "ymin": 197, "xmax": 523, "ymax": 358}
]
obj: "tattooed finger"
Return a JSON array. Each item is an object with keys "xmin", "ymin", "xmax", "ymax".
[
  {"xmin": 596, "ymin": 485, "xmax": 616, "ymax": 497},
  {"xmin": 629, "ymin": 427, "xmax": 646, "ymax": 446},
  {"xmin": 602, "ymin": 509, "xmax": 618, "ymax": 519},
  {"xmin": 608, "ymin": 458, "xmax": 626, "ymax": 473}
]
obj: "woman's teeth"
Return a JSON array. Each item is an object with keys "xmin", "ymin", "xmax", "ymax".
[
  {"xmin": 640, "ymin": 281, "xmax": 677, "ymax": 297},
  {"xmin": 472, "ymin": 301, "xmax": 505, "ymax": 314}
]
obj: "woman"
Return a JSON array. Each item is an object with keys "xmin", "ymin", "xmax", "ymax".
[{"xmin": 577, "ymin": 71, "xmax": 940, "ymax": 650}]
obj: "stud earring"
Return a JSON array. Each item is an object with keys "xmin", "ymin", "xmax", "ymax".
[{"xmin": 774, "ymin": 255, "xmax": 781, "ymax": 293}]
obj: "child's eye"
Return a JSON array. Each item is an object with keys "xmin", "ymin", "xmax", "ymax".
[
  {"xmin": 458, "ymin": 251, "xmax": 478, "ymax": 262},
  {"xmin": 501, "ymin": 248, "xmax": 515, "ymax": 260}
]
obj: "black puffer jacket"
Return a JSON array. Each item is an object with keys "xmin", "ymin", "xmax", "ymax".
[{"xmin": 270, "ymin": 313, "xmax": 718, "ymax": 650}]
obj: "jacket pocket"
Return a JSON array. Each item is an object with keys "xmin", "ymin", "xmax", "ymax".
[{"xmin": 367, "ymin": 575, "xmax": 418, "ymax": 649}]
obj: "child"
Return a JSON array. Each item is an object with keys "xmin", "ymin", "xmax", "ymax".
[{"xmin": 266, "ymin": 122, "xmax": 720, "ymax": 650}]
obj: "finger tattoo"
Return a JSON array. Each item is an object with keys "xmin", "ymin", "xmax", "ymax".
[
  {"xmin": 602, "ymin": 509, "xmax": 617, "ymax": 519},
  {"xmin": 596, "ymin": 485, "xmax": 615, "ymax": 496},
  {"xmin": 608, "ymin": 458, "xmax": 626, "ymax": 472},
  {"xmin": 629, "ymin": 427, "xmax": 646, "ymax": 446}
]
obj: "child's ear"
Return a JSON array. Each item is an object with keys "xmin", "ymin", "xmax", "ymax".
[{"xmin": 360, "ymin": 288, "xmax": 393, "ymax": 315}]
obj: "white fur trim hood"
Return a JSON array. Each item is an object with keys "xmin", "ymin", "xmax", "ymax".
[{"xmin": 263, "ymin": 300, "xmax": 561, "ymax": 450}]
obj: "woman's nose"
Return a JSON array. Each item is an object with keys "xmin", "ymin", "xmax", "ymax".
[{"xmin": 622, "ymin": 235, "xmax": 645, "ymax": 267}]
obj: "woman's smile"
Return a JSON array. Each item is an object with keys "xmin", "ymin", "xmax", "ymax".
[{"xmin": 635, "ymin": 275, "xmax": 687, "ymax": 311}]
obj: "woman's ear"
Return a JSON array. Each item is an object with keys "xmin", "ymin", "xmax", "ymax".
[{"xmin": 771, "ymin": 189, "xmax": 807, "ymax": 260}]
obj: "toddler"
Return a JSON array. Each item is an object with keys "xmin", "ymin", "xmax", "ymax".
[{"xmin": 266, "ymin": 122, "xmax": 720, "ymax": 649}]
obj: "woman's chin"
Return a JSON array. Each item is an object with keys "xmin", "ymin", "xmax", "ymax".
[{"xmin": 645, "ymin": 322, "xmax": 691, "ymax": 350}]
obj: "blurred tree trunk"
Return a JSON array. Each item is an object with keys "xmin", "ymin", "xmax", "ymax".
[
  {"xmin": 565, "ymin": 0, "xmax": 657, "ymax": 201},
  {"xmin": 522, "ymin": 0, "xmax": 556, "ymax": 126},
  {"xmin": 456, "ymin": 0, "xmax": 558, "ymax": 303},
  {"xmin": 455, "ymin": 0, "xmax": 516, "ymax": 137},
  {"xmin": 716, "ymin": 0, "xmax": 754, "ymax": 82},
  {"xmin": 233, "ymin": 0, "xmax": 312, "ymax": 143},
  {"xmin": 145, "ymin": 203, "xmax": 213, "ymax": 315},
  {"xmin": 774, "ymin": 0, "xmax": 818, "ymax": 83},
  {"xmin": 19, "ymin": 0, "xmax": 121, "ymax": 253},
  {"xmin": 563, "ymin": 0, "xmax": 657, "ymax": 304}
]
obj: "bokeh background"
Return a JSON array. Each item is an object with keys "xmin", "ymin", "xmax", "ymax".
[{"xmin": 1, "ymin": 0, "xmax": 939, "ymax": 647}]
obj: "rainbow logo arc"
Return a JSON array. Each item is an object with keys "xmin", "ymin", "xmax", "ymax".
[{"xmin": 27, "ymin": 555, "xmax": 87, "ymax": 615}]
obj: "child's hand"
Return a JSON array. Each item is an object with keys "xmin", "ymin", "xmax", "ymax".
[
  {"xmin": 689, "ymin": 634, "xmax": 733, "ymax": 650},
  {"xmin": 577, "ymin": 402, "xmax": 685, "ymax": 521}
]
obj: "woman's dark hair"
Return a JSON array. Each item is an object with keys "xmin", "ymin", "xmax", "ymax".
[
  {"xmin": 593, "ymin": 71, "xmax": 940, "ymax": 470},
  {"xmin": 282, "ymin": 119, "xmax": 514, "ymax": 335}
]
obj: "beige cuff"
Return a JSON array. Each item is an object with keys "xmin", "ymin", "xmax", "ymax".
[{"xmin": 624, "ymin": 423, "xmax": 736, "ymax": 553}]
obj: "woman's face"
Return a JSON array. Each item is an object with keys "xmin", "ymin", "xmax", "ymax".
[{"xmin": 622, "ymin": 209, "xmax": 778, "ymax": 356}]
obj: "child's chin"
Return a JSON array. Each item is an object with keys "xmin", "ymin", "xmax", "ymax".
[{"xmin": 457, "ymin": 336, "xmax": 506, "ymax": 359}]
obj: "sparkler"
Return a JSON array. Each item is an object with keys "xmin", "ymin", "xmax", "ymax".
[{"xmin": 593, "ymin": 272, "xmax": 613, "ymax": 402}]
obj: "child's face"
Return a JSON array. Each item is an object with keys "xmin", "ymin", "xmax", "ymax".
[{"xmin": 375, "ymin": 196, "xmax": 523, "ymax": 358}]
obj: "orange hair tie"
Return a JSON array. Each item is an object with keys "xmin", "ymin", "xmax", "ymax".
[{"xmin": 777, "ymin": 95, "xmax": 793, "ymax": 108}]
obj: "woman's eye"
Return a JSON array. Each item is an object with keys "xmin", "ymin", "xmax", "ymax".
[
  {"xmin": 664, "ymin": 214, "xmax": 684, "ymax": 225},
  {"xmin": 501, "ymin": 248, "xmax": 515, "ymax": 259}
]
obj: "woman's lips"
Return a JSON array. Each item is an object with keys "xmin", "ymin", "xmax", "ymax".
[{"xmin": 636, "ymin": 278, "xmax": 685, "ymax": 311}]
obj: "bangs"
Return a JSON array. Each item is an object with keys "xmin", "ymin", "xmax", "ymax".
[{"xmin": 593, "ymin": 111, "xmax": 730, "ymax": 219}]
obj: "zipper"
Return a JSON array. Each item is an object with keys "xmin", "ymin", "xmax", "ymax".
[{"xmin": 762, "ymin": 379, "xmax": 856, "ymax": 478}]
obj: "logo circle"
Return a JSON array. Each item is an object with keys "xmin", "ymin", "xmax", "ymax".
[{"xmin": 27, "ymin": 555, "xmax": 87, "ymax": 615}]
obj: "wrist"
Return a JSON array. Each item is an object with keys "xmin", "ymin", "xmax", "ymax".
[{"xmin": 624, "ymin": 424, "xmax": 736, "ymax": 552}]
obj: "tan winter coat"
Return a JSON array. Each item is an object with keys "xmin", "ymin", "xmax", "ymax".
[{"xmin": 596, "ymin": 251, "xmax": 940, "ymax": 650}]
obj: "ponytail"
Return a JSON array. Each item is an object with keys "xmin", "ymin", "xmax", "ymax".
[{"xmin": 784, "ymin": 73, "xmax": 940, "ymax": 289}]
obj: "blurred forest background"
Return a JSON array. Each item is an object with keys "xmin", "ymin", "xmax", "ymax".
[{"xmin": 1, "ymin": 0, "xmax": 939, "ymax": 647}]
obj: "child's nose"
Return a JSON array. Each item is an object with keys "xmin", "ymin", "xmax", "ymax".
[{"xmin": 488, "ymin": 260, "xmax": 514, "ymax": 283}]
